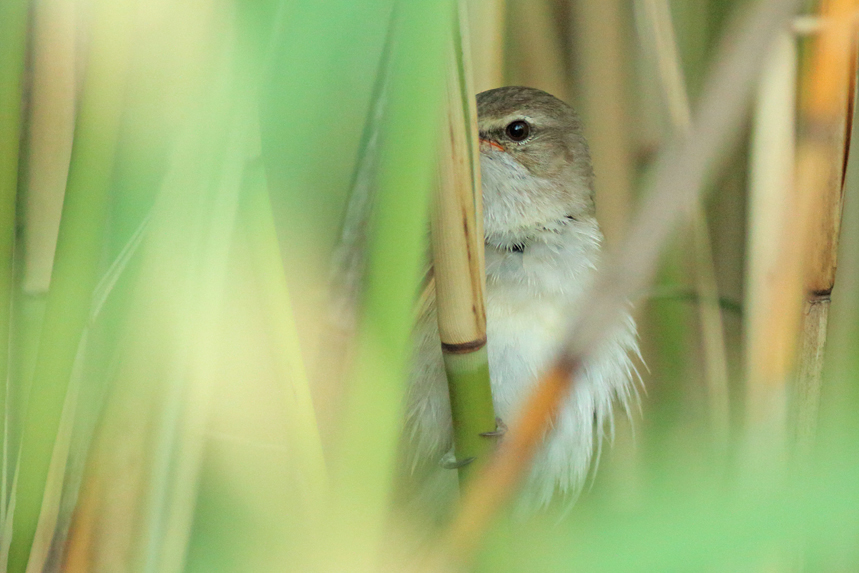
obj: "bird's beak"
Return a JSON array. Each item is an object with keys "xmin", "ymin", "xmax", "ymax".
[{"xmin": 479, "ymin": 138, "xmax": 504, "ymax": 153}]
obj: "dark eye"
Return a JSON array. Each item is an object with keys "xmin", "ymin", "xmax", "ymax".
[{"xmin": 505, "ymin": 120, "xmax": 530, "ymax": 142}]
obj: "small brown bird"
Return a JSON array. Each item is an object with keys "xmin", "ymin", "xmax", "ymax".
[{"xmin": 404, "ymin": 87, "xmax": 640, "ymax": 512}]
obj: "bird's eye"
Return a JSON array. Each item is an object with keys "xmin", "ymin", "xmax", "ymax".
[{"xmin": 505, "ymin": 120, "xmax": 530, "ymax": 142}]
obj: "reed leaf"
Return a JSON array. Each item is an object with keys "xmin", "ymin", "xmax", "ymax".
[
  {"xmin": 240, "ymin": 160, "xmax": 327, "ymax": 509},
  {"xmin": 63, "ymin": 57, "xmax": 255, "ymax": 572},
  {"xmin": 324, "ymin": 1, "xmax": 451, "ymax": 568}
]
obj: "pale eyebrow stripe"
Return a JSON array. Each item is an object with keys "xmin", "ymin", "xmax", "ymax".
[{"xmin": 481, "ymin": 115, "xmax": 537, "ymax": 133}]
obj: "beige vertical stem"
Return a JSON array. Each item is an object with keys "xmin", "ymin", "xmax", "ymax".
[
  {"xmin": 431, "ymin": 5, "xmax": 496, "ymax": 481},
  {"xmin": 745, "ymin": 32, "xmax": 797, "ymax": 436},
  {"xmin": 23, "ymin": 0, "xmax": 77, "ymax": 294},
  {"xmin": 506, "ymin": 0, "xmax": 570, "ymax": 103},
  {"xmin": 745, "ymin": 1, "xmax": 857, "ymax": 452},
  {"xmin": 791, "ymin": 7, "xmax": 858, "ymax": 452},
  {"xmin": 464, "ymin": 0, "xmax": 505, "ymax": 92},
  {"xmin": 571, "ymin": 0, "xmax": 635, "ymax": 248}
]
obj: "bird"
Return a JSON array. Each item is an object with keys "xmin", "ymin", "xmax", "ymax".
[{"xmin": 402, "ymin": 86, "xmax": 640, "ymax": 513}]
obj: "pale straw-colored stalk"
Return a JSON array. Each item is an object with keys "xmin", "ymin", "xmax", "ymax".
[
  {"xmin": 22, "ymin": 0, "xmax": 77, "ymax": 295},
  {"xmin": 634, "ymin": 0, "xmax": 731, "ymax": 450},
  {"xmin": 506, "ymin": 0, "xmax": 570, "ymax": 103},
  {"xmin": 744, "ymin": 32, "xmax": 797, "ymax": 443},
  {"xmin": 571, "ymin": 0, "xmax": 635, "ymax": 248},
  {"xmin": 443, "ymin": 0, "xmax": 805, "ymax": 562},
  {"xmin": 465, "ymin": 0, "xmax": 505, "ymax": 92},
  {"xmin": 430, "ymin": 1, "xmax": 496, "ymax": 481}
]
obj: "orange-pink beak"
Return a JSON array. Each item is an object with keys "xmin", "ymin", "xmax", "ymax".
[{"xmin": 479, "ymin": 138, "xmax": 504, "ymax": 152}]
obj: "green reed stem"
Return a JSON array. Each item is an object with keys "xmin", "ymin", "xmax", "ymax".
[
  {"xmin": 0, "ymin": 0, "xmax": 28, "ymax": 528},
  {"xmin": 7, "ymin": 0, "xmax": 132, "ymax": 569}
]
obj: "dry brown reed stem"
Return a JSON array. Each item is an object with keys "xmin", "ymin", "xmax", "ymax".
[
  {"xmin": 465, "ymin": 0, "xmax": 505, "ymax": 92},
  {"xmin": 635, "ymin": 0, "xmax": 731, "ymax": 449},
  {"xmin": 572, "ymin": 0, "xmax": 635, "ymax": 248},
  {"xmin": 430, "ymin": 10, "xmax": 496, "ymax": 476},
  {"xmin": 22, "ymin": 0, "xmax": 77, "ymax": 294},
  {"xmin": 790, "ymin": 0, "xmax": 858, "ymax": 450},
  {"xmin": 443, "ymin": 0, "xmax": 804, "ymax": 561}
]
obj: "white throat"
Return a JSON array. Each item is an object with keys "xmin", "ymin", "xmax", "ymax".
[{"xmin": 480, "ymin": 150, "xmax": 584, "ymax": 250}]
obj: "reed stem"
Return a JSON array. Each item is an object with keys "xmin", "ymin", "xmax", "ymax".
[
  {"xmin": 464, "ymin": 0, "xmax": 504, "ymax": 92},
  {"xmin": 0, "ymin": 0, "xmax": 28, "ymax": 531},
  {"xmin": 573, "ymin": 0, "xmax": 635, "ymax": 248},
  {"xmin": 22, "ymin": 0, "xmax": 77, "ymax": 294},
  {"xmin": 431, "ymin": 2, "xmax": 496, "ymax": 481},
  {"xmin": 7, "ymin": 0, "xmax": 133, "ymax": 568},
  {"xmin": 791, "ymin": 0, "xmax": 858, "ymax": 451},
  {"xmin": 744, "ymin": 32, "xmax": 797, "ymax": 435}
]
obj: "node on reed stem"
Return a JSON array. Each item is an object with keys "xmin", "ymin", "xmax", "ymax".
[{"xmin": 430, "ymin": 2, "xmax": 497, "ymax": 483}]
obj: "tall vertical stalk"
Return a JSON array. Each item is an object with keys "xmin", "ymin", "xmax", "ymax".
[
  {"xmin": 464, "ymin": 0, "xmax": 505, "ymax": 92},
  {"xmin": 7, "ymin": 0, "xmax": 133, "ymax": 569},
  {"xmin": 634, "ymin": 0, "xmax": 731, "ymax": 450},
  {"xmin": 572, "ymin": 0, "xmax": 635, "ymax": 248},
  {"xmin": 22, "ymin": 0, "xmax": 77, "ymax": 294},
  {"xmin": 506, "ymin": 0, "xmax": 570, "ymax": 103},
  {"xmin": 0, "ymin": 0, "xmax": 29, "ymax": 531},
  {"xmin": 791, "ymin": 2, "xmax": 858, "ymax": 452},
  {"xmin": 745, "ymin": 32, "xmax": 797, "ymax": 436},
  {"xmin": 431, "ymin": 1, "xmax": 496, "ymax": 481}
]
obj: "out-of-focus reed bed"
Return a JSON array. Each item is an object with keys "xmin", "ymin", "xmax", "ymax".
[{"xmin": 2, "ymin": 0, "xmax": 859, "ymax": 572}]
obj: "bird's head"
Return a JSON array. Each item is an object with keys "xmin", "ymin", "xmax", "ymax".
[{"xmin": 476, "ymin": 86, "xmax": 595, "ymax": 250}]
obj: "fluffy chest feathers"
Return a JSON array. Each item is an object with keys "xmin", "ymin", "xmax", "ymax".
[
  {"xmin": 483, "ymin": 222, "xmax": 601, "ymax": 413},
  {"xmin": 405, "ymin": 219, "xmax": 639, "ymax": 511}
]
